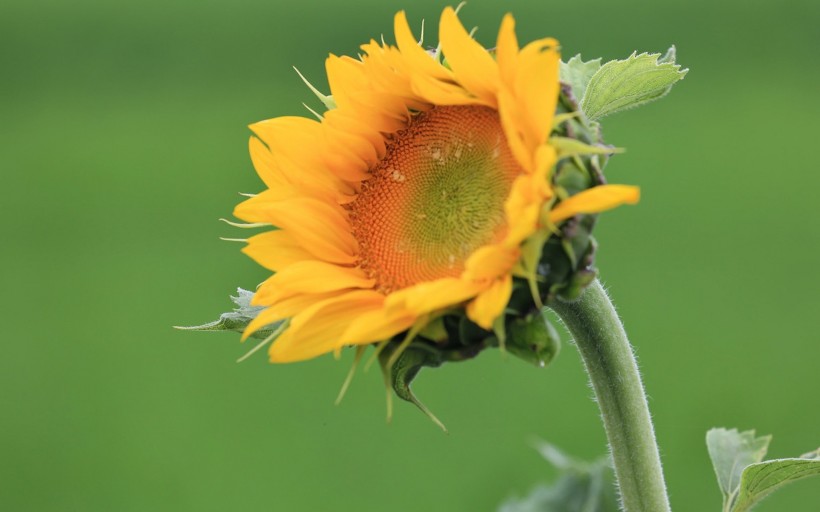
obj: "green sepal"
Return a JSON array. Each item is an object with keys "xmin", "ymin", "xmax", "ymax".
[
  {"xmin": 175, "ymin": 288, "xmax": 282, "ymax": 340},
  {"xmin": 505, "ymin": 309, "xmax": 561, "ymax": 368},
  {"xmin": 550, "ymin": 136, "xmax": 623, "ymax": 159},
  {"xmin": 581, "ymin": 47, "xmax": 687, "ymax": 121},
  {"xmin": 538, "ymin": 214, "xmax": 599, "ymax": 303},
  {"xmin": 707, "ymin": 428, "xmax": 820, "ymax": 512},
  {"xmin": 418, "ymin": 315, "xmax": 448, "ymax": 342},
  {"xmin": 518, "ymin": 229, "xmax": 550, "ymax": 307},
  {"xmin": 293, "ymin": 67, "xmax": 337, "ymax": 111},
  {"xmin": 378, "ymin": 342, "xmax": 448, "ymax": 431},
  {"xmin": 457, "ymin": 315, "xmax": 495, "ymax": 350}
]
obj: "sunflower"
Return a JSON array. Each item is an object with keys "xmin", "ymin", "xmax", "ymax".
[{"xmin": 233, "ymin": 7, "xmax": 639, "ymax": 363}]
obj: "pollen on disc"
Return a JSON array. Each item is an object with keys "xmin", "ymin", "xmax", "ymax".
[{"xmin": 348, "ymin": 105, "xmax": 524, "ymax": 293}]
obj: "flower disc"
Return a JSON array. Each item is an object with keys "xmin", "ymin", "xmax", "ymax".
[{"xmin": 349, "ymin": 106, "xmax": 523, "ymax": 293}]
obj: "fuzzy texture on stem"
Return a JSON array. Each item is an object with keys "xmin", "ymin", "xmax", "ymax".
[{"xmin": 550, "ymin": 279, "xmax": 672, "ymax": 512}]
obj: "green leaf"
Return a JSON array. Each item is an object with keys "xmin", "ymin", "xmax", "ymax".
[
  {"xmin": 580, "ymin": 47, "xmax": 687, "ymax": 121},
  {"xmin": 175, "ymin": 288, "xmax": 281, "ymax": 340},
  {"xmin": 731, "ymin": 449, "xmax": 820, "ymax": 512},
  {"xmin": 560, "ymin": 54, "xmax": 601, "ymax": 104},
  {"xmin": 499, "ymin": 443, "xmax": 618, "ymax": 512},
  {"xmin": 658, "ymin": 45, "xmax": 677, "ymax": 64},
  {"xmin": 706, "ymin": 428, "xmax": 820, "ymax": 512},
  {"xmin": 707, "ymin": 428, "xmax": 771, "ymax": 504}
]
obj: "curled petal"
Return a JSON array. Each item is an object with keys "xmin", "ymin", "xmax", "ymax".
[
  {"xmin": 467, "ymin": 275, "xmax": 513, "ymax": 329},
  {"xmin": 549, "ymin": 185, "xmax": 641, "ymax": 224}
]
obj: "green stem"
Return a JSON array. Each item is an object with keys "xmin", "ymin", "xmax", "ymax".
[{"xmin": 549, "ymin": 280, "xmax": 671, "ymax": 512}]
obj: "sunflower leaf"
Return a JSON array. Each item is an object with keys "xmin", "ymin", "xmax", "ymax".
[
  {"xmin": 731, "ymin": 450, "xmax": 820, "ymax": 512},
  {"xmin": 706, "ymin": 428, "xmax": 820, "ymax": 512},
  {"xmin": 175, "ymin": 288, "xmax": 281, "ymax": 340},
  {"xmin": 658, "ymin": 45, "xmax": 677, "ymax": 64},
  {"xmin": 707, "ymin": 428, "xmax": 772, "ymax": 503},
  {"xmin": 581, "ymin": 47, "xmax": 687, "ymax": 121},
  {"xmin": 560, "ymin": 55, "xmax": 601, "ymax": 105},
  {"xmin": 499, "ymin": 443, "xmax": 617, "ymax": 512}
]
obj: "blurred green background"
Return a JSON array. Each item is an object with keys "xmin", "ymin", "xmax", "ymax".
[{"xmin": 2, "ymin": 0, "xmax": 818, "ymax": 510}]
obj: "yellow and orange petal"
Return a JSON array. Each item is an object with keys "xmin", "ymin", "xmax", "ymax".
[{"xmin": 235, "ymin": 8, "xmax": 638, "ymax": 362}]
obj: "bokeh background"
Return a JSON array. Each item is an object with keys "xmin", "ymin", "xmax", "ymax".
[{"xmin": 2, "ymin": 0, "xmax": 818, "ymax": 510}]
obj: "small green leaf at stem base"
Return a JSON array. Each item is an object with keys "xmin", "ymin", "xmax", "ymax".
[
  {"xmin": 499, "ymin": 442, "xmax": 618, "ymax": 512},
  {"xmin": 707, "ymin": 428, "xmax": 772, "ymax": 502},
  {"xmin": 707, "ymin": 427, "xmax": 820, "ymax": 512}
]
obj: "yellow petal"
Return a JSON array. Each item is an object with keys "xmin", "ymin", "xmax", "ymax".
[
  {"xmin": 250, "ymin": 117, "xmax": 350, "ymax": 198},
  {"xmin": 394, "ymin": 11, "xmax": 451, "ymax": 81},
  {"xmin": 514, "ymin": 38, "xmax": 560, "ymax": 148},
  {"xmin": 321, "ymin": 151, "xmax": 369, "ymax": 185},
  {"xmin": 323, "ymin": 109, "xmax": 386, "ymax": 160},
  {"xmin": 248, "ymin": 136, "xmax": 288, "ymax": 190},
  {"xmin": 466, "ymin": 275, "xmax": 513, "ymax": 329},
  {"xmin": 386, "ymin": 277, "xmax": 483, "ymax": 314},
  {"xmin": 272, "ymin": 154, "xmax": 353, "ymax": 201},
  {"xmin": 410, "ymin": 74, "xmax": 485, "ymax": 106},
  {"xmin": 533, "ymin": 144, "xmax": 558, "ymax": 198},
  {"xmin": 439, "ymin": 6, "xmax": 500, "ymax": 106},
  {"xmin": 242, "ymin": 230, "xmax": 314, "ymax": 272},
  {"xmin": 268, "ymin": 291, "xmax": 384, "ymax": 362},
  {"xmin": 253, "ymin": 260, "xmax": 374, "ymax": 305},
  {"xmin": 498, "ymin": 87, "xmax": 533, "ymax": 172},
  {"xmin": 464, "ymin": 245, "xmax": 520, "ymax": 281},
  {"xmin": 340, "ymin": 305, "xmax": 417, "ymax": 345},
  {"xmin": 360, "ymin": 42, "xmax": 421, "ymax": 105},
  {"xmin": 495, "ymin": 14, "xmax": 519, "ymax": 88},
  {"xmin": 259, "ymin": 198, "xmax": 359, "ymax": 263},
  {"xmin": 335, "ymin": 130, "xmax": 378, "ymax": 167},
  {"xmin": 503, "ymin": 175, "xmax": 540, "ymax": 246},
  {"xmin": 241, "ymin": 304, "xmax": 288, "ymax": 341},
  {"xmin": 242, "ymin": 290, "xmax": 349, "ymax": 339},
  {"xmin": 323, "ymin": 127, "xmax": 375, "ymax": 178},
  {"xmin": 250, "ymin": 116, "xmax": 323, "ymax": 171},
  {"xmin": 233, "ymin": 189, "xmax": 296, "ymax": 223},
  {"xmin": 325, "ymin": 55, "xmax": 369, "ymax": 109},
  {"xmin": 338, "ymin": 92, "xmax": 410, "ymax": 134},
  {"xmin": 253, "ymin": 290, "xmax": 348, "ymax": 319},
  {"xmin": 549, "ymin": 184, "xmax": 641, "ymax": 224},
  {"xmin": 505, "ymin": 203, "xmax": 540, "ymax": 248}
]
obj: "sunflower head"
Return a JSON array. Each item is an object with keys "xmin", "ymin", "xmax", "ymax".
[{"xmin": 185, "ymin": 6, "xmax": 685, "ymax": 425}]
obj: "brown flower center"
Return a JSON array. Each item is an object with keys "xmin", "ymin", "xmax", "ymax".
[{"xmin": 348, "ymin": 105, "xmax": 523, "ymax": 293}]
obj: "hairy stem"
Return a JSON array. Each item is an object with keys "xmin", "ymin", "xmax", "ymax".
[{"xmin": 550, "ymin": 279, "xmax": 671, "ymax": 512}]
